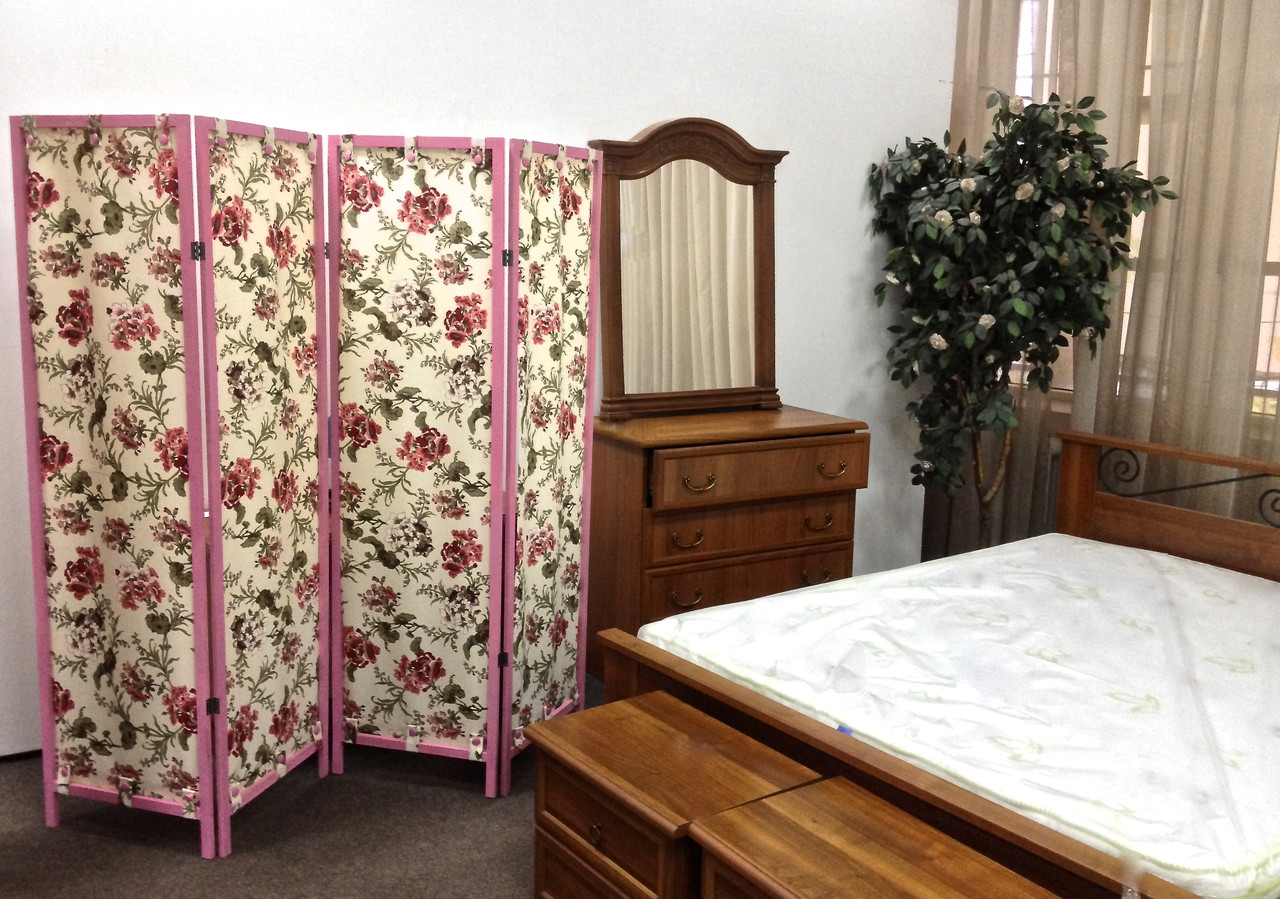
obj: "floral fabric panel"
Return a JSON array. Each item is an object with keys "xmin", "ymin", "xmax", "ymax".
[
  {"xmin": 337, "ymin": 144, "xmax": 496, "ymax": 753},
  {"xmin": 205, "ymin": 130, "xmax": 322, "ymax": 795},
  {"xmin": 25, "ymin": 123, "xmax": 202, "ymax": 801},
  {"xmin": 508, "ymin": 151, "xmax": 592, "ymax": 743}
]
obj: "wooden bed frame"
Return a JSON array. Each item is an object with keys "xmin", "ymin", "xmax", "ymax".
[{"xmin": 600, "ymin": 431, "xmax": 1280, "ymax": 899}]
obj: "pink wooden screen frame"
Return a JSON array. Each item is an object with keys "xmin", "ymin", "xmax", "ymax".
[
  {"xmin": 325, "ymin": 135, "xmax": 510, "ymax": 797},
  {"xmin": 495, "ymin": 140, "xmax": 599, "ymax": 795},
  {"xmin": 192, "ymin": 117, "xmax": 330, "ymax": 856},
  {"xmin": 10, "ymin": 113, "xmax": 218, "ymax": 856}
]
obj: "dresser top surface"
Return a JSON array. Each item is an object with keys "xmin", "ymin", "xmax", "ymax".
[{"xmin": 593, "ymin": 406, "xmax": 868, "ymax": 449}]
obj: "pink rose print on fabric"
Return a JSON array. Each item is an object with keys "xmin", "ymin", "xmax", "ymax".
[
  {"xmin": 120, "ymin": 661, "xmax": 153, "ymax": 703},
  {"xmin": 40, "ymin": 433, "xmax": 73, "ymax": 480},
  {"xmin": 396, "ymin": 427, "xmax": 450, "ymax": 471},
  {"xmin": 343, "ymin": 626, "xmax": 380, "ymax": 672},
  {"xmin": 294, "ymin": 563, "xmax": 320, "ymax": 609},
  {"xmin": 40, "ymin": 244, "xmax": 83, "ymax": 279},
  {"xmin": 51, "ymin": 680, "xmax": 74, "ymax": 718},
  {"xmin": 291, "ymin": 334, "xmax": 318, "ymax": 378},
  {"xmin": 228, "ymin": 704, "xmax": 258, "ymax": 758},
  {"xmin": 27, "ymin": 171, "xmax": 60, "ymax": 219},
  {"xmin": 117, "ymin": 564, "xmax": 166, "ymax": 610},
  {"xmin": 163, "ymin": 685, "xmax": 198, "ymax": 735},
  {"xmin": 340, "ymin": 402, "xmax": 381, "ymax": 450},
  {"xmin": 147, "ymin": 241, "xmax": 183, "ymax": 286},
  {"xmin": 342, "ymin": 164, "xmax": 383, "ymax": 211},
  {"xmin": 559, "ymin": 176, "xmax": 582, "ymax": 220},
  {"xmin": 105, "ymin": 134, "xmax": 137, "ymax": 178},
  {"xmin": 270, "ymin": 152, "xmax": 299, "ymax": 185},
  {"xmin": 221, "ymin": 457, "xmax": 262, "ymax": 509},
  {"xmin": 56, "ymin": 289, "xmax": 94, "ymax": 346},
  {"xmin": 108, "ymin": 407, "xmax": 144, "ymax": 452},
  {"xmin": 64, "ymin": 546, "xmax": 105, "ymax": 600},
  {"xmin": 393, "ymin": 651, "xmax": 446, "ymax": 694},
  {"xmin": 150, "ymin": 148, "xmax": 180, "ymax": 206},
  {"xmin": 443, "ymin": 294, "xmax": 488, "ymax": 347},
  {"xmin": 526, "ymin": 524, "xmax": 557, "ymax": 568},
  {"xmin": 549, "ymin": 613, "xmax": 569, "ymax": 649},
  {"xmin": 556, "ymin": 401, "xmax": 577, "ymax": 441},
  {"xmin": 266, "ymin": 221, "xmax": 296, "ymax": 268},
  {"xmin": 272, "ymin": 469, "xmax": 298, "ymax": 512},
  {"xmin": 441, "ymin": 529, "xmax": 483, "ymax": 577},
  {"xmin": 211, "ymin": 195, "xmax": 252, "ymax": 247},
  {"xmin": 89, "ymin": 252, "xmax": 128, "ymax": 289},
  {"xmin": 154, "ymin": 427, "xmax": 189, "ymax": 480},
  {"xmin": 269, "ymin": 700, "xmax": 299, "ymax": 743},
  {"xmin": 104, "ymin": 300, "xmax": 160, "ymax": 350},
  {"xmin": 435, "ymin": 253, "xmax": 470, "ymax": 285},
  {"xmin": 532, "ymin": 303, "xmax": 561, "ymax": 345},
  {"xmin": 398, "ymin": 186, "xmax": 451, "ymax": 234}
]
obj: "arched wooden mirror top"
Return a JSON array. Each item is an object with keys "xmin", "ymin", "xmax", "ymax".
[{"xmin": 589, "ymin": 118, "xmax": 788, "ymax": 419}]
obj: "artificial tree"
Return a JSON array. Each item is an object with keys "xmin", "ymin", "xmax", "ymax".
[{"xmin": 868, "ymin": 90, "xmax": 1174, "ymax": 546}]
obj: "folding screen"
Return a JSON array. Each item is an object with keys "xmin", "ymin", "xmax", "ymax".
[
  {"xmin": 11, "ymin": 114, "xmax": 327, "ymax": 858},
  {"xmin": 329, "ymin": 136, "xmax": 597, "ymax": 796},
  {"xmin": 13, "ymin": 113, "xmax": 216, "ymax": 852},
  {"xmin": 501, "ymin": 141, "xmax": 597, "ymax": 792},
  {"xmin": 193, "ymin": 118, "xmax": 329, "ymax": 851}
]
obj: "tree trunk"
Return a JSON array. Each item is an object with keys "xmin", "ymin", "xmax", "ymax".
[{"xmin": 972, "ymin": 429, "xmax": 1015, "ymax": 548}]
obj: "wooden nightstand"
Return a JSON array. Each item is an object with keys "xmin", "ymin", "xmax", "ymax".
[
  {"xmin": 525, "ymin": 691, "xmax": 819, "ymax": 899},
  {"xmin": 690, "ymin": 777, "xmax": 1058, "ymax": 898}
]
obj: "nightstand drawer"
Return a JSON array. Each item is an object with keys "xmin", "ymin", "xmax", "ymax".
[
  {"xmin": 648, "ymin": 495, "xmax": 855, "ymax": 566},
  {"xmin": 540, "ymin": 757, "xmax": 663, "ymax": 894},
  {"xmin": 643, "ymin": 545, "xmax": 852, "ymax": 621},
  {"xmin": 649, "ymin": 433, "xmax": 869, "ymax": 511},
  {"xmin": 536, "ymin": 824, "xmax": 632, "ymax": 899}
]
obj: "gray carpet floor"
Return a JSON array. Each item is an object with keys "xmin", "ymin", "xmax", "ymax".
[{"xmin": 0, "ymin": 741, "xmax": 539, "ymax": 898}]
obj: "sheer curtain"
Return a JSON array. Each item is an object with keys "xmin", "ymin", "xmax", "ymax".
[
  {"xmin": 934, "ymin": 0, "xmax": 1280, "ymax": 554},
  {"xmin": 619, "ymin": 160, "xmax": 754, "ymax": 394},
  {"xmin": 1093, "ymin": 1, "xmax": 1280, "ymax": 467}
]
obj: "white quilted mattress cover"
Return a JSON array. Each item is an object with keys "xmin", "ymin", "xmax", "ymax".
[{"xmin": 638, "ymin": 534, "xmax": 1280, "ymax": 899}]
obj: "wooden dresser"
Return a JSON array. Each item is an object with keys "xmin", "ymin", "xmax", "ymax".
[
  {"xmin": 586, "ymin": 406, "xmax": 869, "ymax": 676},
  {"xmin": 525, "ymin": 691, "xmax": 818, "ymax": 899}
]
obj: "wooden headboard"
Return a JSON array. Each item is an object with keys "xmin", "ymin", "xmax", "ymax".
[{"xmin": 1056, "ymin": 430, "xmax": 1280, "ymax": 582}]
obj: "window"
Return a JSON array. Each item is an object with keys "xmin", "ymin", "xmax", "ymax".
[{"xmin": 1015, "ymin": 1, "xmax": 1280, "ymax": 417}]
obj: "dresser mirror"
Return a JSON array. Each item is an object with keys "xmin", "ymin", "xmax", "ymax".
[{"xmin": 590, "ymin": 119, "xmax": 788, "ymax": 419}]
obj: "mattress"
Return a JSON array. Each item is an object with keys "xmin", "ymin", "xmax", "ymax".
[{"xmin": 638, "ymin": 534, "xmax": 1280, "ymax": 899}]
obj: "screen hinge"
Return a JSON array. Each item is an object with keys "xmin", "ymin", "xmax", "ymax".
[
  {"xmin": 190, "ymin": 240, "xmax": 206, "ymax": 261},
  {"xmin": 502, "ymin": 249, "xmax": 513, "ymax": 267},
  {"xmin": 497, "ymin": 652, "xmax": 509, "ymax": 668},
  {"xmin": 324, "ymin": 240, "xmax": 330, "ymax": 259},
  {"xmin": 206, "ymin": 697, "xmax": 220, "ymax": 716}
]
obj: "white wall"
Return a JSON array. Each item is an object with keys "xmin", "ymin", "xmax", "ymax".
[{"xmin": 0, "ymin": 0, "xmax": 957, "ymax": 752}]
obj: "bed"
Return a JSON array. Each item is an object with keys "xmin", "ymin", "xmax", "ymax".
[{"xmin": 600, "ymin": 431, "xmax": 1280, "ymax": 899}]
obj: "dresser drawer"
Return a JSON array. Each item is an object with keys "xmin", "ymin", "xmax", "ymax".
[
  {"xmin": 539, "ymin": 757, "xmax": 664, "ymax": 895},
  {"xmin": 649, "ymin": 433, "xmax": 868, "ymax": 511},
  {"xmin": 536, "ymin": 824, "xmax": 632, "ymax": 899},
  {"xmin": 643, "ymin": 545, "xmax": 852, "ymax": 622},
  {"xmin": 648, "ymin": 495, "xmax": 855, "ymax": 566}
]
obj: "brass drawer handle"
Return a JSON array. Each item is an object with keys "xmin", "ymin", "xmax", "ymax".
[
  {"xmin": 588, "ymin": 823, "xmax": 603, "ymax": 847},
  {"xmin": 682, "ymin": 474, "xmax": 717, "ymax": 493},
  {"xmin": 671, "ymin": 589, "xmax": 704, "ymax": 609},
  {"xmin": 818, "ymin": 461, "xmax": 848, "ymax": 479},
  {"xmin": 804, "ymin": 513, "xmax": 834, "ymax": 532},
  {"xmin": 801, "ymin": 567, "xmax": 832, "ymax": 586},
  {"xmin": 671, "ymin": 529, "xmax": 705, "ymax": 549}
]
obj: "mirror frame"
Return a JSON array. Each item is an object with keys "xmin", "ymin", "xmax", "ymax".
[{"xmin": 589, "ymin": 118, "xmax": 788, "ymax": 420}]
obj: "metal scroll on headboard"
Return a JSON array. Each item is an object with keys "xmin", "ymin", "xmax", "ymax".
[{"xmin": 1098, "ymin": 447, "xmax": 1280, "ymax": 528}]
